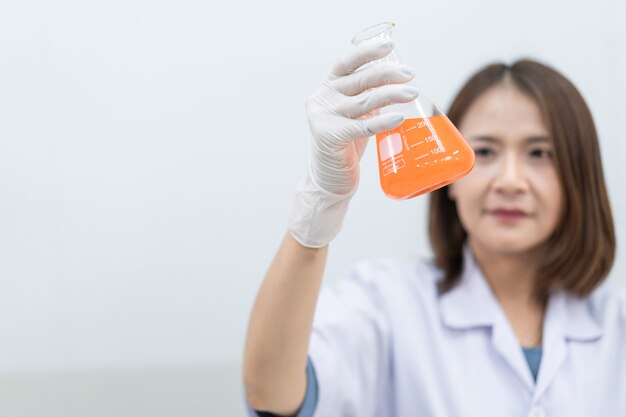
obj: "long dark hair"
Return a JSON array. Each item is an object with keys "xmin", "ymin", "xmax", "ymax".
[{"xmin": 429, "ymin": 59, "xmax": 615, "ymax": 298}]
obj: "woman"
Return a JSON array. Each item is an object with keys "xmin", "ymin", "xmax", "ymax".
[{"xmin": 242, "ymin": 38, "xmax": 625, "ymax": 416}]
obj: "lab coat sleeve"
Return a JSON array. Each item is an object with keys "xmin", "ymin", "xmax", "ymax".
[
  {"xmin": 618, "ymin": 287, "xmax": 626, "ymax": 410},
  {"xmin": 307, "ymin": 260, "xmax": 394, "ymax": 417},
  {"xmin": 245, "ymin": 357, "xmax": 319, "ymax": 417},
  {"xmin": 617, "ymin": 287, "xmax": 626, "ymax": 338}
]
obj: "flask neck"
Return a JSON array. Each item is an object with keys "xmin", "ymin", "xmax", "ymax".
[
  {"xmin": 352, "ymin": 22, "xmax": 402, "ymax": 65},
  {"xmin": 351, "ymin": 22, "xmax": 395, "ymax": 46}
]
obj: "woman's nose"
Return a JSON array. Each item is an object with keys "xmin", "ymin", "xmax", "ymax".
[{"xmin": 492, "ymin": 153, "xmax": 529, "ymax": 196}]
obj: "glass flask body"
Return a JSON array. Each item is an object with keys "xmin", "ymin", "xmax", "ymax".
[{"xmin": 352, "ymin": 23, "xmax": 475, "ymax": 200}]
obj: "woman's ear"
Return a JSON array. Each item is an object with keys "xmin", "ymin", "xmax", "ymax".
[{"xmin": 447, "ymin": 185, "xmax": 456, "ymax": 201}]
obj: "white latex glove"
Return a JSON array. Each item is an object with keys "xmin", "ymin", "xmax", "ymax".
[{"xmin": 288, "ymin": 39, "xmax": 418, "ymax": 248}]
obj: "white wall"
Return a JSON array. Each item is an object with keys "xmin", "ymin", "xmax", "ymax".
[{"xmin": 0, "ymin": 0, "xmax": 624, "ymax": 415}]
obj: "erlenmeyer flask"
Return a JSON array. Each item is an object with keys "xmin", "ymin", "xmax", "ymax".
[{"xmin": 352, "ymin": 22, "xmax": 475, "ymax": 200}]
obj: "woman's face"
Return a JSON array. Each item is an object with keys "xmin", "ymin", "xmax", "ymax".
[{"xmin": 448, "ymin": 80, "xmax": 563, "ymax": 255}]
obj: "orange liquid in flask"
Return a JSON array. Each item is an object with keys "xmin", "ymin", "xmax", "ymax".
[{"xmin": 376, "ymin": 115, "xmax": 475, "ymax": 199}]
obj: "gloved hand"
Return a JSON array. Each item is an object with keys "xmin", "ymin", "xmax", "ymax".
[{"xmin": 288, "ymin": 39, "xmax": 418, "ymax": 248}]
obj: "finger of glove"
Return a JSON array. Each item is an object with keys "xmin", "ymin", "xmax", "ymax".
[
  {"xmin": 322, "ymin": 112, "xmax": 404, "ymax": 148},
  {"xmin": 333, "ymin": 62, "xmax": 416, "ymax": 97},
  {"xmin": 359, "ymin": 113, "xmax": 405, "ymax": 137},
  {"xmin": 337, "ymin": 113, "xmax": 405, "ymax": 144},
  {"xmin": 336, "ymin": 84, "xmax": 419, "ymax": 119},
  {"xmin": 331, "ymin": 40, "xmax": 394, "ymax": 77}
]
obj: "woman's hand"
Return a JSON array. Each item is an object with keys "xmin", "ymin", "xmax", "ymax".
[{"xmin": 288, "ymin": 39, "xmax": 418, "ymax": 248}]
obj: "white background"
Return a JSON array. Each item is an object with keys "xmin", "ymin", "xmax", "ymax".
[{"xmin": 0, "ymin": 0, "xmax": 624, "ymax": 415}]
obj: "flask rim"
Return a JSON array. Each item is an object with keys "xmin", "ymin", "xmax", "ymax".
[{"xmin": 351, "ymin": 22, "xmax": 395, "ymax": 45}]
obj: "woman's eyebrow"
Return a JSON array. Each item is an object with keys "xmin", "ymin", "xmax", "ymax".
[
  {"xmin": 468, "ymin": 135, "xmax": 500, "ymax": 143},
  {"xmin": 467, "ymin": 135, "xmax": 550, "ymax": 144},
  {"xmin": 525, "ymin": 135, "xmax": 550, "ymax": 144}
]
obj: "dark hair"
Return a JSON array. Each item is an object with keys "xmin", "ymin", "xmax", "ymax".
[{"xmin": 429, "ymin": 59, "xmax": 616, "ymax": 298}]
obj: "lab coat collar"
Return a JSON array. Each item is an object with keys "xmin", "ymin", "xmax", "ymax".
[
  {"xmin": 438, "ymin": 244, "xmax": 500, "ymax": 330},
  {"xmin": 555, "ymin": 290, "xmax": 604, "ymax": 341},
  {"xmin": 439, "ymin": 243, "xmax": 604, "ymax": 394},
  {"xmin": 439, "ymin": 244, "xmax": 603, "ymax": 341}
]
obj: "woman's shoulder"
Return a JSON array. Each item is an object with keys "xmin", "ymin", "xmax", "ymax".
[
  {"xmin": 586, "ymin": 281, "xmax": 626, "ymax": 325},
  {"xmin": 345, "ymin": 255, "xmax": 443, "ymax": 299}
]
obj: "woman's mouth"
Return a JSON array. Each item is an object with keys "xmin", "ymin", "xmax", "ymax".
[{"xmin": 489, "ymin": 208, "xmax": 528, "ymax": 222}]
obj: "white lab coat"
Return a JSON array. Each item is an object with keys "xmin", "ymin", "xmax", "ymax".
[{"xmin": 249, "ymin": 245, "xmax": 626, "ymax": 417}]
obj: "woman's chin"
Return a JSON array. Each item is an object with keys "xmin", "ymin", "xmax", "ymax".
[{"xmin": 471, "ymin": 235, "xmax": 543, "ymax": 256}]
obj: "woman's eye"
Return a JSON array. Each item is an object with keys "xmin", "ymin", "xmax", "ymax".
[
  {"xmin": 474, "ymin": 148, "xmax": 494, "ymax": 157},
  {"xmin": 530, "ymin": 148, "xmax": 552, "ymax": 159}
]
